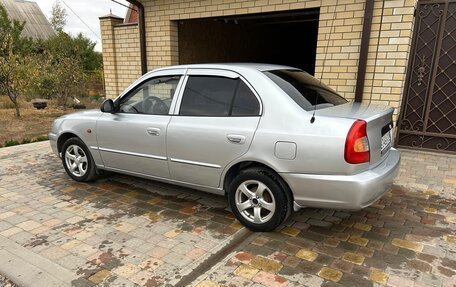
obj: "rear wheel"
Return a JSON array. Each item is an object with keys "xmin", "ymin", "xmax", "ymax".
[
  {"xmin": 228, "ymin": 168, "xmax": 291, "ymax": 232},
  {"xmin": 61, "ymin": 137, "xmax": 97, "ymax": 182}
]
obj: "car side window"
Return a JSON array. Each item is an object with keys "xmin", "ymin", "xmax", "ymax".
[
  {"xmin": 179, "ymin": 76, "xmax": 237, "ymax": 116},
  {"xmin": 118, "ymin": 75, "xmax": 181, "ymax": 115},
  {"xmin": 231, "ymin": 81, "xmax": 260, "ymax": 116},
  {"xmin": 179, "ymin": 75, "xmax": 260, "ymax": 117}
]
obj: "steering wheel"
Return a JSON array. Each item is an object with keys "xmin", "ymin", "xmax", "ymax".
[
  {"xmin": 120, "ymin": 103, "xmax": 139, "ymax": 113},
  {"xmin": 144, "ymin": 96, "xmax": 169, "ymax": 115}
]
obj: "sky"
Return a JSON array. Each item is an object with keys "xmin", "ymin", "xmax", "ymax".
[{"xmin": 34, "ymin": 0, "xmax": 129, "ymax": 51}]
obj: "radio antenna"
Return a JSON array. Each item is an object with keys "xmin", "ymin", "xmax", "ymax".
[{"xmin": 311, "ymin": 6, "xmax": 338, "ymax": 124}]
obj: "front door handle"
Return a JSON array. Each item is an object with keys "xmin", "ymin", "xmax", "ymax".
[
  {"xmin": 227, "ymin": 134, "xmax": 246, "ymax": 144},
  {"xmin": 146, "ymin": 127, "xmax": 161, "ymax": 136}
]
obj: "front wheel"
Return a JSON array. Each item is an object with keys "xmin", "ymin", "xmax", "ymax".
[
  {"xmin": 228, "ymin": 168, "xmax": 291, "ymax": 232},
  {"xmin": 61, "ymin": 137, "xmax": 97, "ymax": 182}
]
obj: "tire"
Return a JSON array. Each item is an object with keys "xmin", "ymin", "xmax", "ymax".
[
  {"xmin": 61, "ymin": 137, "xmax": 97, "ymax": 182},
  {"xmin": 228, "ymin": 168, "xmax": 291, "ymax": 232}
]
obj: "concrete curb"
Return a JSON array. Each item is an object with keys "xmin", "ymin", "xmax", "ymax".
[{"xmin": 0, "ymin": 235, "xmax": 77, "ymax": 287}]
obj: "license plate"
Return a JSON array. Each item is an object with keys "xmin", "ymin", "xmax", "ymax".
[{"xmin": 381, "ymin": 130, "xmax": 391, "ymax": 153}]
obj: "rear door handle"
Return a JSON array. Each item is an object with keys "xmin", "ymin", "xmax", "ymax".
[
  {"xmin": 146, "ymin": 127, "xmax": 161, "ymax": 136},
  {"xmin": 227, "ymin": 134, "xmax": 246, "ymax": 144}
]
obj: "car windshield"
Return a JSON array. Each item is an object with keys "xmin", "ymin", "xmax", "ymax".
[{"xmin": 264, "ymin": 69, "xmax": 348, "ymax": 111}]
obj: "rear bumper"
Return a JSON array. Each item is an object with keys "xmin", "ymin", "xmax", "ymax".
[{"xmin": 281, "ymin": 148, "xmax": 401, "ymax": 210}]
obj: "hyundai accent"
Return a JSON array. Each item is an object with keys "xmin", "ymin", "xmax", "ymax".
[{"xmin": 49, "ymin": 64, "xmax": 401, "ymax": 231}]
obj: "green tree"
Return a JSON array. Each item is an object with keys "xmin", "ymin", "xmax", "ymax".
[
  {"xmin": 50, "ymin": 0, "xmax": 67, "ymax": 32},
  {"xmin": 73, "ymin": 33, "xmax": 103, "ymax": 71},
  {"xmin": 1, "ymin": 2, "xmax": 102, "ymax": 111},
  {"xmin": 0, "ymin": 38, "xmax": 35, "ymax": 117},
  {"xmin": 45, "ymin": 32, "xmax": 102, "ymax": 72},
  {"xmin": 0, "ymin": 3, "xmax": 28, "ymax": 117},
  {"xmin": 39, "ymin": 32, "xmax": 102, "ymax": 108},
  {"xmin": 51, "ymin": 54, "xmax": 84, "ymax": 109},
  {"xmin": 26, "ymin": 52, "xmax": 55, "ymax": 100},
  {"xmin": 0, "ymin": 3, "xmax": 24, "ymax": 54}
]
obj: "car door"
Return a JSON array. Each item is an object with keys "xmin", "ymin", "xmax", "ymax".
[
  {"xmin": 167, "ymin": 69, "xmax": 262, "ymax": 188},
  {"xmin": 96, "ymin": 71, "xmax": 184, "ymax": 178}
]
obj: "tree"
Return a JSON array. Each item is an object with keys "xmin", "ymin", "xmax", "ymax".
[
  {"xmin": 41, "ymin": 32, "xmax": 84, "ymax": 108},
  {"xmin": 1, "ymin": 2, "xmax": 101, "ymax": 112},
  {"xmin": 0, "ymin": 38, "xmax": 35, "ymax": 117},
  {"xmin": 50, "ymin": 0, "xmax": 67, "ymax": 32},
  {"xmin": 73, "ymin": 33, "xmax": 103, "ymax": 71},
  {"xmin": 45, "ymin": 32, "xmax": 102, "ymax": 72},
  {"xmin": 0, "ymin": 3, "xmax": 28, "ymax": 117},
  {"xmin": 0, "ymin": 3, "xmax": 24, "ymax": 53},
  {"xmin": 52, "ymin": 55, "xmax": 84, "ymax": 109}
]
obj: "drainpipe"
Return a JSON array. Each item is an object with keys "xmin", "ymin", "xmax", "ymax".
[
  {"xmin": 125, "ymin": 0, "xmax": 147, "ymax": 75},
  {"xmin": 354, "ymin": 0, "xmax": 375, "ymax": 102}
]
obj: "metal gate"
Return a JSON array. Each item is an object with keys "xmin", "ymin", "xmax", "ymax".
[{"xmin": 396, "ymin": 0, "xmax": 456, "ymax": 153}]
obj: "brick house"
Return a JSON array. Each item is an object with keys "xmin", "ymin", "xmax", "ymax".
[{"xmin": 99, "ymin": 0, "xmax": 456, "ymax": 154}]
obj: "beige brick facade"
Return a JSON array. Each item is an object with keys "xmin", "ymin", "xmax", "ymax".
[
  {"xmin": 100, "ymin": 0, "xmax": 417, "ymax": 118},
  {"xmin": 100, "ymin": 15, "xmax": 141, "ymax": 97}
]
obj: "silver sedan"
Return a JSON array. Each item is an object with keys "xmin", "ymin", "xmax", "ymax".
[{"xmin": 49, "ymin": 64, "xmax": 400, "ymax": 231}]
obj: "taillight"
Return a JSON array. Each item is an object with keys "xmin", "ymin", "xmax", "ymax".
[{"xmin": 345, "ymin": 119, "xmax": 370, "ymax": 164}]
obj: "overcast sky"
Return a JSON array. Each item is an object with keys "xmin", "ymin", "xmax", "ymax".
[{"xmin": 34, "ymin": 0, "xmax": 128, "ymax": 51}]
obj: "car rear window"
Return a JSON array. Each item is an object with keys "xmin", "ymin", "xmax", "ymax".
[{"xmin": 264, "ymin": 69, "xmax": 348, "ymax": 111}]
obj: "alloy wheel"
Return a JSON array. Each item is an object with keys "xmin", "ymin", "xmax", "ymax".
[
  {"xmin": 235, "ymin": 180, "xmax": 276, "ymax": 224},
  {"xmin": 64, "ymin": 144, "xmax": 88, "ymax": 177}
]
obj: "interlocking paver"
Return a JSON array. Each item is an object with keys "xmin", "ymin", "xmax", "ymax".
[
  {"xmin": 318, "ymin": 267, "xmax": 343, "ymax": 282},
  {"xmin": 0, "ymin": 227, "xmax": 22, "ymax": 237},
  {"xmin": 0, "ymin": 142, "xmax": 455, "ymax": 286},
  {"xmin": 295, "ymin": 249, "xmax": 318, "ymax": 261},
  {"xmin": 233, "ymin": 264, "xmax": 259, "ymax": 279},
  {"xmin": 191, "ymin": 149, "xmax": 456, "ymax": 286}
]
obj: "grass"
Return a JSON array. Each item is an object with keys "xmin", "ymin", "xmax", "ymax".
[{"xmin": 0, "ymin": 96, "xmax": 100, "ymax": 146}]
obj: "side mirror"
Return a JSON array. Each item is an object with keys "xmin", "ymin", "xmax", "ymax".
[{"xmin": 100, "ymin": 99, "xmax": 115, "ymax": 113}]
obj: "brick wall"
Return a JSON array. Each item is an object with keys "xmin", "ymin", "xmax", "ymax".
[
  {"xmin": 101, "ymin": 0, "xmax": 417, "ymax": 116},
  {"xmin": 100, "ymin": 16, "xmax": 141, "ymax": 98},
  {"xmin": 364, "ymin": 0, "xmax": 416, "ymax": 115}
]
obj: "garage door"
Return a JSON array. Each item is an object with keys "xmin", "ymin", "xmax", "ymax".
[{"xmin": 176, "ymin": 9, "xmax": 319, "ymax": 75}]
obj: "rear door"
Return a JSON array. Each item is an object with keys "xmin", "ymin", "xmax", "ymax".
[
  {"xmin": 167, "ymin": 69, "xmax": 262, "ymax": 188},
  {"xmin": 96, "ymin": 70, "xmax": 184, "ymax": 178}
]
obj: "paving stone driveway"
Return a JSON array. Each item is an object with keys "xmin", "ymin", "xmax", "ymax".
[{"xmin": 0, "ymin": 142, "xmax": 455, "ymax": 287}]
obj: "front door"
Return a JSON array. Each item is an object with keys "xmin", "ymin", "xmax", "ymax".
[
  {"xmin": 396, "ymin": 0, "xmax": 456, "ymax": 153},
  {"xmin": 96, "ymin": 75, "xmax": 183, "ymax": 178},
  {"xmin": 167, "ymin": 69, "xmax": 262, "ymax": 188}
]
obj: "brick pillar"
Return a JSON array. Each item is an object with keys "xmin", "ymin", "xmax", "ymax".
[{"xmin": 99, "ymin": 14, "xmax": 124, "ymax": 99}]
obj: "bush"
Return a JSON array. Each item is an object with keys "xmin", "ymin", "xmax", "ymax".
[
  {"xmin": 21, "ymin": 138, "xmax": 32, "ymax": 144},
  {"xmin": 1, "ymin": 101, "xmax": 16, "ymax": 109},
  {"xmin": 34, "ymin": 135, "xmax": 48, "ymax": 142},
  {"xmin": 4, "ymin": 139, "xmax": 20, "ymax": 147}
]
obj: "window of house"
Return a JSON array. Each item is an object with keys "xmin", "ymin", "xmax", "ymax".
[
  {"xmin": 118, "ymin": 75, "xmax": 181, "ymax": 115},
  {"xmin": 179, "ymin": 75, "xmax": 260, "ymax": 117}
]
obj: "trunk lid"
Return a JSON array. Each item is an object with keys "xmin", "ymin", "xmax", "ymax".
[{"xmin": 316, "ymin": 102, "xmax": 394, "ymax": 167}]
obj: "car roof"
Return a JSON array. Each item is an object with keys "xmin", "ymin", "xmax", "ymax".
[{"xmin": 152, "ymin": 63, "xmax": 298, "ymax": 73}]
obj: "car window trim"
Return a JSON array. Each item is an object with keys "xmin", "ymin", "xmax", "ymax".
[
  {"xmin": 228, "ymin": 80, "xmax": 241, "ymax": 116},
  {"xmin": 173, "ymin": 69, "xmax": 263, "ymax": 117},
  {"xmin": 170, "ymin": 69, "xmax": 189, "ymax": 115}
]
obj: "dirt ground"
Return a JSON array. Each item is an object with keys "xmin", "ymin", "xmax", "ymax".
[{"xmin": 0, "ymin": 96, "xmax": 100, "ymax": 145}]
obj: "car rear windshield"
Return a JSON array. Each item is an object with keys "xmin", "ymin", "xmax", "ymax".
[{"xmin": 264, "ymin": 69, "xmax": 348, "ymax": 111}]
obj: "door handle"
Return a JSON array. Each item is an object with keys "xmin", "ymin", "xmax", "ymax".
[
  {"xmin": 146, "ymin": 127, "xmax": 161, "ymax": 136},
  {"xmin": 227, "ymin": 134, "xmax": 246, "ymax": 144}
]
